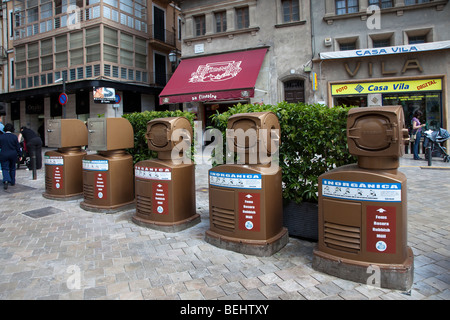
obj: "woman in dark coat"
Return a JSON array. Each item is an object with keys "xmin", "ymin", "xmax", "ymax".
[{"xmin": 0, "ymin": 123, "xmax": 22, "ymax": 189}]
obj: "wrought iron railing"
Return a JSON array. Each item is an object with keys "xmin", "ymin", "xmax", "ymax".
[{"xmin": 149, "ymin": 25, "xmax": 176, "ymax": 47}]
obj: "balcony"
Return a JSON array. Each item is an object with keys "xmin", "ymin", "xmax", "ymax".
[
  {"xmin": 0, "ymin": 46, "xmax": 7, "ymax": 61},
  {"xmin": 149, "ymin": 25, "xmax": 177, "ymax": 50},
  {"xmin": 149, "ymin": 72, "xmax": 174, "ymax": 87}
]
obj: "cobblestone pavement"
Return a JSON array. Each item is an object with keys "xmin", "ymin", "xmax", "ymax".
[{"xmin": 0, "ymin": 149, "xmax": 449, "ymax": 300}]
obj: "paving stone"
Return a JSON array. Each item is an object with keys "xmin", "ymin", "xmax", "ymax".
[{"xmin": 0, "ymin": 152, "xmax": 449, "ymax": 301}]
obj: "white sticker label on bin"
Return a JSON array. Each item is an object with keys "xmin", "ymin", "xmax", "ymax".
[
  {"xmin": 82, "ymin": 159, "xmax": 109, "ymax": 171},
  {"xmin": 135, "ymin": 166, "xmax": 172, "ymax": 181},
  {"xmin": 209, "ymin": 171, "xmax": 262, "ymax": 189},
  {"xmin": 44, "ymin": 156, "xmax": 64, "ymax": 166},
  {"xmin": 322, "ymin": 179, "xmax": 401, "ymax": 202}
]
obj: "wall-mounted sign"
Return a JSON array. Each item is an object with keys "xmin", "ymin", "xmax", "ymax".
[
  {"xmin": 331, "ymin": 78, "xmax": 442, "ymax": 96},
  {"xmin": 93, "ymin": 87, "xmax": 116, "ymax": 104},
  {"xmin": 320, "ymin": 40, "xmax": 450, "ymax": 60}
]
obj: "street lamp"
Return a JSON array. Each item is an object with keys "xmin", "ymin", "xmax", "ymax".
[
  {"xmin": 169, "ymin": 49, "xmax": 180, "ymax": 72},
  {"xmin": 55, "ymin": 77, "xmax": 66, "ymax": 119}
]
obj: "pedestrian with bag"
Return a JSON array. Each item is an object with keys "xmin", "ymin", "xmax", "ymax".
[{"xmin": 0, "ymin": 123, "xmax": 22, "ymax": 190}]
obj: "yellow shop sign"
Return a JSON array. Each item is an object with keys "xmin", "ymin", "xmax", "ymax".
[{"xmin": 331, "ymin": 79, "xmax": 442, "ymax": 95}]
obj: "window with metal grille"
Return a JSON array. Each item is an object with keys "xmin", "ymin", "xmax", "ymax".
[
  {"xmin": 77, "ymin": 67, "xmax": 83, "ymax": 79},
  {"xmin": 113, "ymin": 66, "xmax": 119, "ymax": 78},
  {"xmin": 104, "ymin": 64, "xmax": 111, "ymax": 77},
  {"xmin": 94, "ymin": 64, "xmax": 100, "ymax": 76},
  {"xmin": 86, "ymin": 65, "xmax": 92, "ymax": 78},
  {"xmin": 70, "ymin": 68, "xmax": 76, "ymax": 80}
]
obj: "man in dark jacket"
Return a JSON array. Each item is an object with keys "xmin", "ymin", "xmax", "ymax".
[
  {"xmin": 19, "ymin": 126, "xmax": 43, "ymax": 169},
  {"xmin": 0, "ymin": 123, "xmax": 22, "ymax": 189}
]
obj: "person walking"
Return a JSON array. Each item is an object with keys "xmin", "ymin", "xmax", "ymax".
[
  {"xmin": 0, "ymin": 123, "xmax": 22, "ymax": 190},
  {"xmin": 19, "ymin": 126, "xmax": 43, "ymax": 169}
]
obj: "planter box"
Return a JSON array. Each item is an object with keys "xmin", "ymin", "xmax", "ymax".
[{"xmin": 283, "ymin": 201, "xmax": 318, "ymax": 241}]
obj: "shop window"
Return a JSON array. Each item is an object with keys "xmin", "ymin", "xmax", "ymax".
[
  {"xmin": 383, "ymin": 92, "xmax": 442, "ymax": 131},
  {"xmin": 76, "ymin": 90, "xmax": 90, "ymax": 116},
  {"xmin": 50, "ymin": 93, "xmax": 62, "ymax": 118},
  {"xmin": 335, "ymin": 96, "xmax": 367, "ymax": 108},
  {"xmin": 123, "ymin": 91, "xmax": 141, "ymax": 113},
  {"xmin": 335, "ymin": 0, "xmax": 359, "ymax": 15}
]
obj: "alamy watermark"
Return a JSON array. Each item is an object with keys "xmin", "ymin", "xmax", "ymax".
[
  {"xmin": 169, "ymin": 121, "xmax": 280, "ymax": 170},
  {"xmin": 366, "ymin": 5, "xmax": 381, "ymax": 30},
  {"xmin": 366, "ymin": 265, "xmax": 381, "ymax": 288},
  {"xmin": 66, "ymin": 265, "xmax": 81, "ymax": 290},
  {"xmin": 67, "ymin": 5, "xmax": 82, "ymax": 30}
]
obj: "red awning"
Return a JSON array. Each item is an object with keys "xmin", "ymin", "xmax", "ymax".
[{"xmin": 159, "ymin": 48, "xmax": 267, "ymax": 104}]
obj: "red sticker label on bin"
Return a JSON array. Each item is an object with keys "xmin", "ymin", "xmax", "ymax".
[
  {"xmin": 95, "ymin": 172, "xmax": 107, "ymax": 200},
  {"xmin": 53, "ymin": 166, "xmax": 63, "ymax": 190},
  {"xmin": 152, "ymin": 182, "xmax": 169, "ymax": 215},
  {"xmin": 366, "ymin": 205, "xmax": 396, "ymax": 254},
  {"xmin": 238, "ymin": 192, "xmax": 260, "ymax": 232}
]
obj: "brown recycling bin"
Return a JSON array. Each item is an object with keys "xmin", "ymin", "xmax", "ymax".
[
  {"xmin": 132, "ymin": 117, "xmax": 200, "ymax": 232},
  {"xmin": 206, "ymin": 112, "xmax": 288, "ymax": 256},
  {"xmin": 43, "ymin": 119, "xmax": 88, "ymax": 200},
  {"xmin": 80, "ymin": 118, "xmax": 135, "ymax": 213},
  {"xmin": 313, "ymin": 106, "xmax": 414, "ymax": 290}
]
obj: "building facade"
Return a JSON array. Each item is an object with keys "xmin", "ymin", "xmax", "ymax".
[
  {"xmin": 162, "ymin": 0, "xmax": 313, "ymax": 128},
  {"xmin": 0, "ymin": 0, "xmax": 181, "ymax": 145},
  {"xmin": 311, "ymin": 0, "xmax": 450, "ymax": 130}
]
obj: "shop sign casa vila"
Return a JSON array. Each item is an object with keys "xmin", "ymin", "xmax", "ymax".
[{"xmin": 331, "ymin": 78, "xmax": 441, "ymax": 96}]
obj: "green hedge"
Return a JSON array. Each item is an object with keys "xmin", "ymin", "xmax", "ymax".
[
  {"xmin": 210, "ymin": 102, "xmax": 356, "ymax": 204},
  {"xmin": 122, "ymin": 110, "xmax": 196, "ymax": 164}
]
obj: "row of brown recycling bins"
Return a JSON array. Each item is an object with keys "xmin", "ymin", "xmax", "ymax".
[{"xmin": 43, "ymin": 108, "xmax": 413, "ymax": 290}]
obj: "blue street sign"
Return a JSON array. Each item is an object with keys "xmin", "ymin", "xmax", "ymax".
[{"xmin": 59, "ymin": 93, "xmax": 68, "ymax": 105}]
